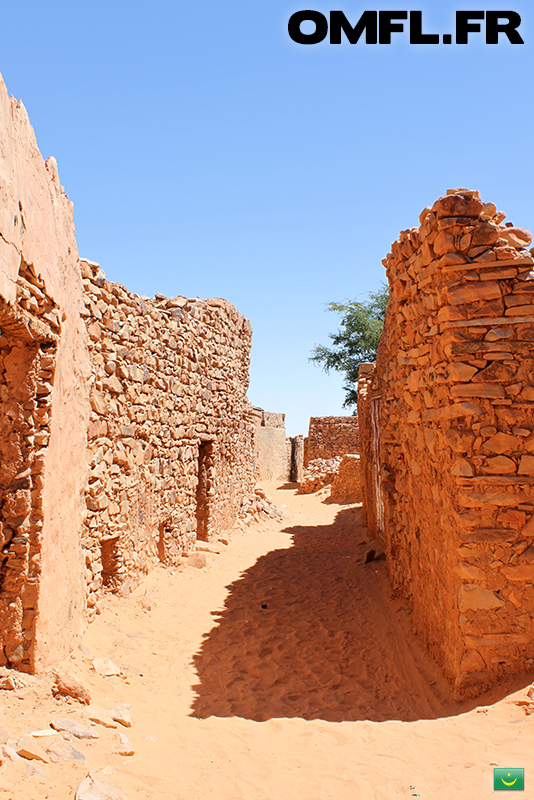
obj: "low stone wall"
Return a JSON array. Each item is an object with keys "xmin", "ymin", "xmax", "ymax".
[
  {"xmin": 305, "ymin": 416, "xmax": 359, "ymax": 465},
  {"xmin": 359, "ymin": 188, "xmax": 534, "ymax": 695},
  {"xmin": 81, "ymin": 261, "xmax": 257, "ymax": 615},
  {"xmin": 330, "ymin": 455, "xmax": 362, "ymax": 503},
  {"xmin": 298, "ymin": 457, "xmax": 342, "ymax": 494}
]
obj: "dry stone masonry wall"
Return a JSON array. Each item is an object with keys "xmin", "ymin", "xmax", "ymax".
[
  {"xmin": 358, "ymin": 189, "xmax": 534, "ymax": 695},
  {"xmin": 80, "ymin": 260, "xmax": 257, "ymax": 617},
  {"xmin": 0, "ymin": 73, "xmax": 261, "ymax": 670},
  {"xmin": 304, "ymin": 416, "xmax": 359, "ymax": 465},
  {"xmin": 0, "ymin": 264, "xmax": 60, "ymax": 672}
]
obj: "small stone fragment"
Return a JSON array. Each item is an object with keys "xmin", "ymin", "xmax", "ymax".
[
  {"xmin": 111, "ymin": 733, "xmax": 135, "ymax": 757},
  {"xmin": 458, "ymin": 584, "xmax": 505, "ymax": 612},
  {"xmin": 87, "ymin": 705, "xmax": 118, "ymax": 728},
  {"xmin": 500, "ymin": 226, "xmax": 532, "ymax": 249},
  {"xmin": 93, "ymin": 658, "xmax": 121, "ymax": 677},
  {"xmin": 24, "ymin": 762, "xmax": 47, "ymax": 780},
  {"xmin": 460, "ymin": 649, "xmax": 486, "ymax": 673},
  {"xmin": 109, "ymin": 703, "xmax": 132, "ymax": 727},
  {"xmin": 76, "ymin": 769, "xmax": 133, "ymax": 800},
  {"xmin": 187, "ymin": 552, "xmax": 207, "ymax": 569},
  {"xmin": 50, "ymin": 718, "xmax": 99, "ymax": 739},
  {"xmin": 53, "ymin": 673, "xmax": 91, "ymax": 704},
  {"xmin": 195, "ymin": 542, "xmax": 221, "ymax": 554},
  {"xmin": 141, "ymin": 590, "xmax": 156, "ymax": 611},
  {"xmin": 518, "ymin": 455, "xmax": 534, "ymax": 475},
  {"xmin": 17, "ymin": 734, "xmax": 49, "ymax": 762},
  {"xmin": 46, "ymin": 739, "xmax": 86, "ymax": 763}
]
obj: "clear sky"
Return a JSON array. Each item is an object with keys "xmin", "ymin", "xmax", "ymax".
[{"xmin": 1, "ymin": 2, "xmax": 532, "ymax": 434}]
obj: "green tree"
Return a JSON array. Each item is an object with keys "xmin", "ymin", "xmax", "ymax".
[{"xmin": 310, "ymin": 283, "xmax": 389, "ymax": 410}]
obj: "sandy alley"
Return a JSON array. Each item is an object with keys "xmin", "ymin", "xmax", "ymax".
[{"xmin": 0, "ymin": 481, "xmax": 534, "ymax": 799}]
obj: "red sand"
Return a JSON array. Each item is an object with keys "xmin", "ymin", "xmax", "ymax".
[{"xmin": 0, "ymin": 481, "xmax": 533, "ymax": 798}]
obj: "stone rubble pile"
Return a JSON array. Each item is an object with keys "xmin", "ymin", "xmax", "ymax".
[
  {"xmin": 298, "ymin": 457, "xmax": 343, "ymax": 494},
  {"xmin": 238, "ymin": 486, "xmax": 284, "ymax": 523},
  {"xmin": 358, "ymin": 188, "xmax": 534, "ymax": 695}
]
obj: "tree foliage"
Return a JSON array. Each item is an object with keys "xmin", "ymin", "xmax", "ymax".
[{"xmin": 310, "ymin": 284, "xmax": 389, "ymax": 410}]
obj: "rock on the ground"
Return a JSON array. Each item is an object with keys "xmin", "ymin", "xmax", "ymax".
[
  {"xmin": 76, "ymin": 769, "xmax": 133, "ymax": 800},
  {"xmin": 46, "ymin": 739, "xmax": 86, "ymax": 763},
  {"xmin": 140, "ymin": 590, "xmax": 156, "ymax": 611},
  {"xmin": 195, "ymin": 542, "xmax": 221, "ymax": 554},
  {"xmin": 16, "ymin": 734, "xmax": 49, "ymax": 762},
  {"xmin": 24, "ymin": 762, "xmax": 47, "ymax": 780},
  {"xmin": 112, "ymin": 733, "xmax": 135, "ymax": 757},
  {"xmin": 187, "ymin": 552, "xmax": 207, "ymax": 569},
  {"xmin": 93, "ymin": 658, "xmax": 122, "ymax": 677},
  {"xmin": 87, "ymin": 705, "xmax": 118, "ymax": 728},
  {"xmin": 109, "ymin": 703, "xmax": 132, "ymax": 727},
  {"xmin": 50, "ymin": 718, "xmax": 99, "ymax": 739},
  {"xmin": 53, "ymin": 672, "xmax": 91, "ymax": 704}
]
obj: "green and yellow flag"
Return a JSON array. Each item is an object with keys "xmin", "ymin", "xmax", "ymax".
[{"xmin": 494, "ymin": 768, "xmax": 524, "ymax": 791}]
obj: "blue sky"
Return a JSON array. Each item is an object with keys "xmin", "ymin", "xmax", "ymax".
[{"xmin": 1, "ymin": 2, "xmax": 532, "ymax": 434}]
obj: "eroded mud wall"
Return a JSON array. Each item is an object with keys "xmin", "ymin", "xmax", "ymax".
[
  {"xmin": 362, "ymin": 189, "xmax": 534, "ymax": 694},
  {"xmin": 0, "ymin": 76, "xmax": 91, "ymax": 671},
  {"xmin": 257, "ymin": 411, "xmax": 290, "ymax": 481}
]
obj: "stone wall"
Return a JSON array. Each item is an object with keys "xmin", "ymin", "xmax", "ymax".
[
  {"xmin": 0, "ymin": 76, "xmax": 91, "ymax": 672},
  {"xmin": 0, "ymin": 74, "xmax": 259, "ymax": 670},
  {"xmin": 305, "ymin": 416, "xmax": 359, "ymax": 465},
  {"xmin": 80, "ymin": 261, "xmax": 257, "ymax": 616},
  {"xmin": 330, "ymin": 455, "xmax": 362, "ymax": 503},
  {"xmin": 356, "ymin": 365, "xmax": 378, "ymax": 531},
  {"xmin": 359, "ymin": 188, "xmax": 534, "ymax": 695}
]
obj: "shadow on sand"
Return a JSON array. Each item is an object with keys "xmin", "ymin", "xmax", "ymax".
[{"xmin": 191, "ymin": 506, "xmax": 533, "ymax": 723}]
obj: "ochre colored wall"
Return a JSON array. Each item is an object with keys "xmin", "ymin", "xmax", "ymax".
[
  {"xmin": 359, "ymin": 189, "xmax": 534, "ymax": 695},
  {"xmin": 0, "ymin": 75, "xmax": 91, "ymax": 672}
]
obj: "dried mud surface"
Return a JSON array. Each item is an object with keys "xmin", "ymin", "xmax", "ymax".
[{"xmin": 0, "ymin": 481, "xmax": 533, "ymax": 799}]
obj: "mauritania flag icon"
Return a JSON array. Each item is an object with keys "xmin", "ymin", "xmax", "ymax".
[{"xmin": 494, "ymin": 768, "xmax": 524, "ymax": 791}]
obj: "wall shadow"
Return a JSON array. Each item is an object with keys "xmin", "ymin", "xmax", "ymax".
[{"xmin": 191, "ymin": 506, "xmax": 534, "ymax": 722}]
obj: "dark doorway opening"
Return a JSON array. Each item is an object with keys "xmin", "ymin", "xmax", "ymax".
[
  {"xmin": 101, "ymin": 535, "xmax": 120, "ymax": 590},
  {"xmin": 196, "ymin": 441, "xmax": 214, "ymax": 542}
]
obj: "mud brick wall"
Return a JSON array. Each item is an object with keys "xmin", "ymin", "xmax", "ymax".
[
  {"xmin": 304, "ymin": 416, "xmax": 360, "ymax": 465},
  {"xmin": 256, "ymin": 410, "xmax": 290, "ymax": 481},
  {"xmin": 359, "ymin": 188, "xmax": 534, "ymax": 695},
  {"xmin": 0, "ymin": 76, "xmax": 91, "ymax": 672},
  {"xmin": 80, "ymin": 262, "xmax": 257, "ymax": 615}
]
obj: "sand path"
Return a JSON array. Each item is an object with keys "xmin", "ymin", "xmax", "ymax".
[{"xmin": 1, "ymin": 481, "xmax": 533, "ymax": 798}]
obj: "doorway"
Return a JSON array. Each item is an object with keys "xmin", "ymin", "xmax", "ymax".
[{"xmin": 196, "ymin": 441, "xmax": 214, "ymax": 542}]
